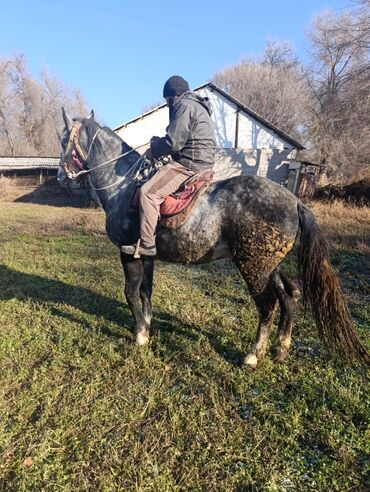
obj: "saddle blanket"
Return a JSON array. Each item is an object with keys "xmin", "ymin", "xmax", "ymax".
[{"xmin": 131, "ymin": 168, "xmax": 214, "ymax": 228}]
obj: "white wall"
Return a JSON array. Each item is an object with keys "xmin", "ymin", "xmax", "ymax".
[
  {"xmin": 115, "ymin": 86, "xmax": 300, "ymax": 183},
  {"xmin": 116, "ymin": 85, "xmax": 295, "ymax": 152},
  {"xmin": 116, "ymin": 108, "xmax": 168, "ymax": 148},
  {"xmin": 198, "ymin": 87, "xmax": 236, "ymax": 147},
  {"xmin": 237, "ymin": 112, "xmax": 291, "ymax": 150},
  {"xmin": 198, "ymin": 86, "xmax": 293, "ymax": 150},
  {"xmin": 214, "ymin": 148, "xmax": 295, "ymax": 183}
]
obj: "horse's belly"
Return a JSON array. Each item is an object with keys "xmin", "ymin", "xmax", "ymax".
[{"xmin": 156, "ymin": 217, "xmax": 224, "ymax": 264}]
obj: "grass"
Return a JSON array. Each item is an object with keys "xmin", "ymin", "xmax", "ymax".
[{"xmin": 0, "ymin": 200, "xmax": 369, "ymax": 491}]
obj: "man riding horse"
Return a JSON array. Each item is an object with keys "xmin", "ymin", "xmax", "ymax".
[
  {"xmin": 58, "ymin": 89, "xmax": 369, "ymax": 366},
  {"xmin": 121, "ymin": 75, "xmax": 216, "ymax": 257}
]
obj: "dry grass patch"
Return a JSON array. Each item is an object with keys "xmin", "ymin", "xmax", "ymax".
[
  {"xmin": 311, "ymin": 200, "xmax": 370, "ymax": 253},
  {"xmin": 0, "ymin": 203, "xmax": 105, "ymax": 238},
  {"xmin": 310, "ymin": 199, "xmax": 369, "ymax": 316},
  {"xmin": 0, "ymin": 176, "xmax": 22, "ymax": 201}
]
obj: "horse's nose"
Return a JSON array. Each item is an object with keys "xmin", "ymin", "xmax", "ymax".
[{"xmin": 57, "ymin": 167, "xmax": 67, "ymax": 186}]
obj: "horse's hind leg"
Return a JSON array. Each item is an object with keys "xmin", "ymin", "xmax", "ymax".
[
  {"xmin": 243, "ymin": 279, "xmax": 278, "ymax": 369},
  {"xmin": 272, "ymin": 271, "xmax": 300, "ymax": 362},
  {"xmin": 120, "ymin": 253, "xmax": 150, "ymax": 345}
]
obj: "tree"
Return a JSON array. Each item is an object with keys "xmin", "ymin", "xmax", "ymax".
[
  {"xmin": 0, "ymin": 59, "xmax": 16, "ymax": 155},
  {"xmin": 0, "ymin": 54, "xmax": 87, "ymax": 156},
  {"xmin": 212, "ymin": 40, "xmax": 311, "ymax": 141},
  {"xmin": 305, "ymin": 6, "xmax": 370, "ymax": 178}
]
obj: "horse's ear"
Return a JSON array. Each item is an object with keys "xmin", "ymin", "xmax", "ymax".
[
  {"xmin": 62, "ymin": 107, "xmax": 73, "ymax": 131},
  {"xmin": 88, "ymin": 110, "xmax": 95, "ymax": 120}
]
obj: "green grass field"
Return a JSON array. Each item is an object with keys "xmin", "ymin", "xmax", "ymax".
[{"xmin": 0, "ymin": 201, "xmax": 369, "ymax": 491}]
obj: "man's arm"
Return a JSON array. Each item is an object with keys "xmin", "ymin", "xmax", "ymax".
[{"xmin": 150, "ymin": 103, "xmax": 192, "ymax": 158}]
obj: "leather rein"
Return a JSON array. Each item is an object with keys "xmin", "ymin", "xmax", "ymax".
[{"xmin": 62, "ymin": 122, "xmax": 149, "ymax": 190}]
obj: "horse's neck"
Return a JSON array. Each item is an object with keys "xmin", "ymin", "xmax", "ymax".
[{"xmin": 88, "ymin": 127, "xmax": 137, "ymax": 211}]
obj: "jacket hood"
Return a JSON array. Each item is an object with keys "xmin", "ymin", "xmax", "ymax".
[{"xmin": 178, "ymin": 91, "xmax": 213, "ymax": 116}]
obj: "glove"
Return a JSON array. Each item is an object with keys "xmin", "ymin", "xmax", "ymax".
[
  {"xmin": 144, "ymin": 147, "xmax": 153, "ymax": 161},
  {"xmin": 144, "ymin": 136, "xmax": 162, "ymax": 161}
]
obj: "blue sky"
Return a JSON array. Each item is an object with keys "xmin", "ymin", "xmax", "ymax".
[{"xmin": 0, "ymin": 0, "xmax": 350, "ymax": 128}]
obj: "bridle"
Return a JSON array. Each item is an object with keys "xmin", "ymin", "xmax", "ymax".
[
  {"xmin": 62, "ymin": 121, "xmax": 100, "ymax": 179},
  {"xmin": 61, "ymin": 121, "xmax": 150, "ymax": 190}
]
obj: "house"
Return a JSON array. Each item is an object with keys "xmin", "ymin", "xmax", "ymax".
[
  {"xmin": 0, "ymin": 156, "xmax": 60, "ymax": 184},
  {"xmin": 0, "ymin": 155, "xmax": 90, "ymax": 204},
  {"xmin": 114, "ymin": 82, "xmax": 310, "ymax": 195}
]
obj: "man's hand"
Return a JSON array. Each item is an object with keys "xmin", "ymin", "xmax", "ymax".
[
  {"xmin": 144, "ymin": 147, "xmax": 153, "ymax": 160},
  {"xmin": 147, "ymin": 135, "xmax": 170, "ymax": 160},
  {"xmin": 145, "ymin": 136, "xmax": 161, "ymax": 161}
]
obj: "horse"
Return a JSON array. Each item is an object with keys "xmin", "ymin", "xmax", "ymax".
[{"xmin": 57, "ymin": 109, "xmax": 369, "ymax": 368}]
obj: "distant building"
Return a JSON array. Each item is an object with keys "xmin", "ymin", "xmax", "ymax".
[
  {"xmin": 114, "ymin": 82, "xmax": 312, "ymax": 195},
  {"xmin": 0, "ymin": 156, "xmax": 59, "ymax": 183},
  {"xmin": 0, "ymin": 155, "xmax": 90, "ymax": 204}
]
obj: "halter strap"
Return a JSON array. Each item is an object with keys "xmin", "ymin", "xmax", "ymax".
[
  {"xmin": 62, "ymin": 121, "xmax": 152, "ymax": 190},
  {"xmin": 65, "ymin": 121, "xmax": 86, "ymax": 159}
]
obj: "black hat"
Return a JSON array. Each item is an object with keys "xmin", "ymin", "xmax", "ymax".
[{"xmin": 163, "ymin": 76, "xmax": 190, "ymax": 97}]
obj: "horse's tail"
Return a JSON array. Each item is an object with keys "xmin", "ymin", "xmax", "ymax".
[{"xmin": 297, "ymin": 202, "xmax": 369, "ymax": 364}]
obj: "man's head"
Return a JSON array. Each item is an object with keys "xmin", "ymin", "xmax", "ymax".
[{"xmin": 163, "ymin": 76, "xmax": 190, "ymax": 107}]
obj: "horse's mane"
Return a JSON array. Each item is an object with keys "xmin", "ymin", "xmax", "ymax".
[{"xmin": 79, "ymin": 117, "xmax": 133, "ymax": 153}]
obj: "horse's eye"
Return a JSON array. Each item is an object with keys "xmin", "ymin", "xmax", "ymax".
[{"xmin": 61, "ymin": 136, "xmax": 69, "ymax": 148}]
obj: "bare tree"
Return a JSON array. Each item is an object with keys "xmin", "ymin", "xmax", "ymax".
[
  {"xmin": 0, "ymin": 54, "xmax": 88, "ymax": 156},
  {"xmin": 212, "ymin": 6, "xmax": 370, "ymax": 182},
  {"xmin": 262, "ymin": 38, "xmax": 298, "ymax": 70},
  {"xmin": 212, "ymin": 40, "xmax": 311, "ymax": 141},
  {"xmin": 0, "ymin": 59, "xmax": 16, "ymax": 155},
  {"xmin": 305, "ymin": 7, "xmax": 370, "ymax": 179}
]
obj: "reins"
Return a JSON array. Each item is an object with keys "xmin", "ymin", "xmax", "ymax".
[
  {"xmin": 63, "ymin": 121, "xmax": 150, "ymax": 190},
  {"xmin": 72, "ymin": 142, "xmax": 149, "ymax": 180},
  {"xmin": 90, "ymin": 154, "xmax": 146, "ymax": 191}
]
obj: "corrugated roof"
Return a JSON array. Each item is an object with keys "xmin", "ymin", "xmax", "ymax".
[
  {"xmin": 114, "ymin": 82, "xmax": 305, "ymax": 150},
  {"xmin": 0, "ymin": 156, "xmax": 60, "ymax": 170}
]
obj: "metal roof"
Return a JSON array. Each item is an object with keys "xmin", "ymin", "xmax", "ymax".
[
  {"xmin": 0, "ymin": 156, "xmax": 60, "ymax": 170},
  {"xmin": 114, "ymin": 82, "xmax": 305, "ymax": 150}
]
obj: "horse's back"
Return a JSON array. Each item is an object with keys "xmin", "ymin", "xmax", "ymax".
[
  {"xmin": 209, "ymin": 175, "xmax": 299, "ymax": 237},
  {"xmin": 156, "ymin": 174, "xmax": 300, "ymax": 264}
]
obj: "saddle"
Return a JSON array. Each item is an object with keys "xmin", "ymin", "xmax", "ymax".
[{"xmin": 131, "ymin": 168, "xmax": 214, "ymax": 229}]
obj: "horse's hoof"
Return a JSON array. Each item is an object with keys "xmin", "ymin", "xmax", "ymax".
[
  {"xmin": 273, "ymin": 349, "xmax": 289, "ymax": 363},
  {"xmin": 136, "ymin": 332, "xmax": 149, "ymax": 345},
  {"xmin": 243, "ymin": 353, "xmax": 258, "ymax": 369}
]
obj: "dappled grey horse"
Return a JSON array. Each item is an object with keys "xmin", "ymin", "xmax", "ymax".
[{"xmin": 57, "ymin": 110, "xmax": 369, "ymax": 367}]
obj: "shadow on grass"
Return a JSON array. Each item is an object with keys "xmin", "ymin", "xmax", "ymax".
[
  {"xmin": 0, "ymin": 264, "xmax": 130, "ymax": 338},
  {"xmin": 0, "ymin": 264, "xmax": 246, "ymax": 365},
  {"xmin": 151, "ymin": 312, "xmax": 246, "ymax": 367},
  {"xmin": 14, "ymin": 182, "xmax": 90, "ymax": 208}
]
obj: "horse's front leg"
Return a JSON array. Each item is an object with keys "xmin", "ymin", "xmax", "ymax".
[
  {"xmin": 120, "ymin": 253, "xmax": 150, "ymax": 345},
  {"xmin": 140, "ymin": 256, "xmax": 154, "ymax": 327}
]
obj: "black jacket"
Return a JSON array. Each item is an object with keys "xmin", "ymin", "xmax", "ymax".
[{"xmin": 150, "ymin": 91, "xmax": 216, "ymax": 171}]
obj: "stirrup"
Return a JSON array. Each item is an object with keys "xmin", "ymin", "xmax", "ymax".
[{"xmin": 120, "ymin": 240, "xmax": 156, "ymax": 258}]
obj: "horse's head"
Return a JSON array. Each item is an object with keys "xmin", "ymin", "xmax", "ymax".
[{"xmin": 57, "ymin": 108, "xmax": 96, "ymax": 188}]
